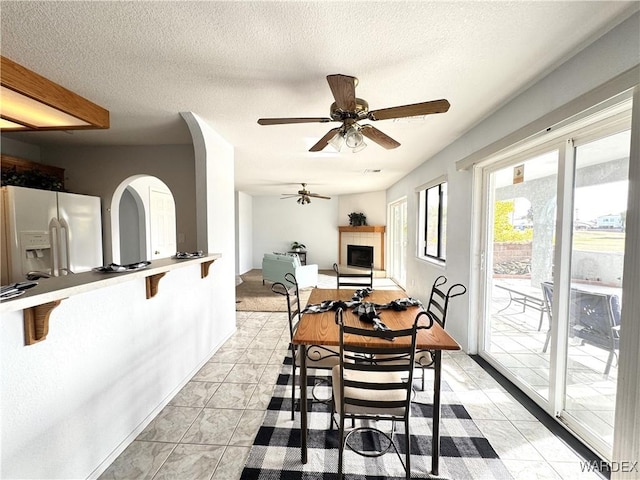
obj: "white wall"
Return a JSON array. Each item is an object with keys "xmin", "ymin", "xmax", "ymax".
[
  {"xmin": 0, "ymin": 263, "xmax": 230, "ymax": 479},
  {"xmin": 252, "ymin": 195, "xmax": 339, "ymax": 270},
  {"xmin": 387, "ymin": 11, "xmax": 640, "ymax": 354},
  {"xmin": 247, "ymin": 191, "xmax": 389, "ymax": 271},
  {"xmin": 180, "ymin": 110, "xmax": 236, "ymax": 334},
  {"xmin": 338, "ymin": 190, "xmax": 386, "ymax": 226},
  {"xmin": 0, "ymin": 114, "xmax": 237, "ymax": 479},
  {"xmin": 40, "ymin": 145, "xmax": 197, "ymax": 264},
  {"xmin": 235, "ymin": 191, "xmax": 253, "ymax": 275},
  {"xmin": 0, "ymin": 137, "xmax": 42, "ymax": 161}
]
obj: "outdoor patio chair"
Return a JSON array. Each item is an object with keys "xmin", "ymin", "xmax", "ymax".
[
  {"xmin": 541, "ymin": 281, "xmax": 621, "ymax": 377},
  {"xmin": 271, "ymin": 273, "xmax": 339, "ymax": 420},
  {"xmin": 331, "ymin": 307, "xmax": 434, "ymax": 479},
  {"xmin": 541, "ymin": 282, "xmax": 555, "ymax": 353}
]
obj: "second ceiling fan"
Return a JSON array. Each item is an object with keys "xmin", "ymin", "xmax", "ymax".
[
  {"xmin": 281, "ymin": 183, "xmax": 330, "ymax": 205},
  {"xmin": 258, "ymin": 74, "xmax": 450, "ymax": 152}
]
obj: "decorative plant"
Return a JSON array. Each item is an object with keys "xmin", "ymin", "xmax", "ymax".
[
  {"xmin": 1, "ymin": 167, "xmax": 64, "ymax": 191},
  {"xmin": 348, "ymin": 212, "xmax": 367, "ymax": 226},
  {"xmin": 291, "ymin": 241, "xmax": 306, "ymax": 251}
]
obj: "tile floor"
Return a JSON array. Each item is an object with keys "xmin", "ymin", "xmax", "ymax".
[
  {"xmin": 99, "ymin": 279, "xmax": 606, "ymax": 480},
  {"xmin": 488, "ymin": 284, "xmax": 617, "ymax": 449}
]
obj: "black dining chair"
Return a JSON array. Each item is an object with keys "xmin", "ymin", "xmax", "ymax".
[
  {"xmin": 333, "ymin": 262, "xmax": 373, "ymax": 289},
  {"xmin": 331, "ymin": 307, "xmax": 434, "ymax": 479},
  {"xmin": 412, "ymin": 276, "xmax": 466, "ymax": 390},
  {"xmin": 271, "ymin": 273, "xmax": 340, "ymax": 419},
  {"xmin": 371, "ymin": 275, "xmax": 465, "ymax": 391}
]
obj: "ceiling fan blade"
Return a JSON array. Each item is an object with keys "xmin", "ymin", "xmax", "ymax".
[
  {"xmin": 367, "ymin": 99, "xmax": 450, "ymax": 121},
  {"xmin": 326, "ymin": 74, "xmax": 357, "ymax": 111},
  {"xmin": 258, "ymin": 117, "xmax": 332, "ymax": 125},
  {"xmin": 308, "ymin": 194, "xmax": 331, "ymax": 200},
  {"xmin": 309, "ymin": 127, "xmax": 341, "ymax": 152},
  {"xmin": 361, "ymin": 125, "xmax": 401, "ymax": 150}
]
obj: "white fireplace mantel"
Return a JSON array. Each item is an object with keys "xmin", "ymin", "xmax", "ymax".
[{"xmin": 338, "ymin": 225, "xmax": 386, "ymax": 273}]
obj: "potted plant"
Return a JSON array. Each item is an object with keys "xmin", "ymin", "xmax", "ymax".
[
  {"xmin": 348, "ymin": 212, "xmax": 367, "ymax": 226},
  {"xmin": 291, "ymin": 241, "xmax": 306, "ymax": 252}
]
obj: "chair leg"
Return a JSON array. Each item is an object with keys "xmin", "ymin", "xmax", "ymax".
[
  {"xmin": 329, "ymin": 397, "xmax": 334, "ymax": 430},
  {"xmin": 543, "ymin": 330, "xmax": 551, "ymax": 353},
  {"xmin": 421, "ymin": 365, "xmax": 425, "ymax": 391},
  {"xmin": 338, "ymin": 413, "xmax": 345, "ymax": 480},
  {"xmin": 291, "ymin": 363, "xmax": 296, "ymax": 420},
  {"xmin": 604, "ymin": 350, "xmax": 615, "ymax": 378},
  {"xmin": 405, "ymin": 420, "xmax": 411, "ymax": 480},
  {"xmin": 538, "ymin": 309, "xmax": 544, "ymax": 331}
]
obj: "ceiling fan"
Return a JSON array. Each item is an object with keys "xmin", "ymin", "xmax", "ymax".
[
  {"xmin": 258, "ymin": 74, "xmax": 450, "ymax": 153},
  {"xmin": 281, "ymin": 183, "xmax": 331, "ymax": 205}
]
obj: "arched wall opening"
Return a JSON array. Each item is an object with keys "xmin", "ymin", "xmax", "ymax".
[{"xmin": 110, "ymin": 175, "xmax": 176, "ymax": 264}]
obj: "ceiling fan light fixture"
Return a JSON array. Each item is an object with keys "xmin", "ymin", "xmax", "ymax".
[
  {"xmin": 344, "ymin": 125, "xmax": 364, "ymax": 148},
  {"xmin": 352, "ymin": 139, "xmax": 367, "ymax": 153},
  {"xmin": 328, "ymin": 131, "xmax": 344, "ymax": 152}
]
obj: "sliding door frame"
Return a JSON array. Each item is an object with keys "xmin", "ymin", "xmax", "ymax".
[{"xmin": 473, "ymin": 99, "xmax": 633, "ymax": 461}]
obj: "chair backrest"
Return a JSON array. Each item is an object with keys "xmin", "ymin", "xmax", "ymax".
[
  {"xmin": 333, "ymin": 262, "xmax": 373, "ymax": 289},
  {"xmin": 425, "ymin": 275, "xmax": 466, "ymax": 327},
  {"xmin": 271, "ymin": 273, "xmax": 301, "ymax": 341},
  {"xmin": 540, "ymin": 281, "xmax": 620, "ymax": 347},
  {"xmin": 335, "ymin": 308, "xmax": 433, "ymax": 418},
  {"xmin": 569, "ymin": 289, "xmax": 620, "ymax": 347}
]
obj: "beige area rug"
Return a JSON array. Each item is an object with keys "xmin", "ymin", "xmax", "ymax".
[
  {"xmin": 235, "ymin": 269, "xmax": 401, "ymax": 311},
  {"xmin": 235, "ymin": 269, "xmax": 320, "ymax": 312}
]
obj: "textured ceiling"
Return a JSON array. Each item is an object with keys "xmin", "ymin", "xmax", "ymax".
[{"xmin": 1, "ymin": 1, "xmax": 637, "ymax": 196}]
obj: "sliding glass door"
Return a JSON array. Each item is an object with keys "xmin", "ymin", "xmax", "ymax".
[
  {"xmin": 478, "ymin": 107, "xmax": 631, "ymax": 459},
  {"xmin": 561, "ymin": 129, "xmax": 629, "ymax": 455},
  {"xmin": 482, "ymin": 148, "xmax": 559, "ymax": 403}
]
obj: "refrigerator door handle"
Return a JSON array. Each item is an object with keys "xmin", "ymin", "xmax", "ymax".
[
  {"xmin": 49, "ymin": 218, "xmax": 61, "ymax": 277},
  {"xmin": 59, "ymin": 218, "xmax": 71, "ymax": 273}
]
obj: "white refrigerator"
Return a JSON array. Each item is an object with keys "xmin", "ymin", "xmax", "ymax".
[{"xmin": 1, "ymin": 185, "xmax": 103, "ymax": 284}]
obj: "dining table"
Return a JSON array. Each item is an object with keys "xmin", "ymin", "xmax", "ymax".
[{"xmin": 291, "ymin": 287, "xmax": 461, "ymax": 477}]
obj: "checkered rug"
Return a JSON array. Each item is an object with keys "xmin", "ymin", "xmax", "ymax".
[{"xmin": 241, "ymin": 356, "xmax": 514, "ymax": 479}]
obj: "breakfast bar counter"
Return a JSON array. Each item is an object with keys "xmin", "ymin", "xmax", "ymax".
[
  {"xmin": 0, "ymin": 253, "xmax": 221, "ymax": 315},
  {"xmin": 0, "ymin": 251, "xmax": 235, "ymax": 479}
]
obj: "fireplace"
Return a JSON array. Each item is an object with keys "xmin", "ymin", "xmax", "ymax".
[
  {"xmin": 347, "ymin": 245, "xmax": 374, "ymax": 268},
  {"xmin": 338, "ymin": 225, "xmax": 385, "ymax": 274}
]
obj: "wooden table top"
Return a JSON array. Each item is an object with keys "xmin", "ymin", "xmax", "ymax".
[{"xmin": 292, "ymin": 288, "xmax": 460, "ymax": 351}]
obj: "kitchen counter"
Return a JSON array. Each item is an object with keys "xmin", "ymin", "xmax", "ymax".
[{"xmin": 0, "ymin": 254, "xmax": 221, "ymax": 314}]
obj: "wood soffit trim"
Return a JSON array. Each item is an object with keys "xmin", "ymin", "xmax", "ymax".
[{"xmin": 1, "ymin": 55, "xmax": 109, "ymax": 130}]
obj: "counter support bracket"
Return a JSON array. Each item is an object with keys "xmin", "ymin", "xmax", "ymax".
[
  {"xmin": 24, "ymin": 299, "xmax": 64, "ymax": 346},
  {"xmin": 146, "ymin": 272, "xmax": 166, "ymax": 299},
  {"xmin": 201, "ymin": 259, "xmax": 216, "ymax": 278}
]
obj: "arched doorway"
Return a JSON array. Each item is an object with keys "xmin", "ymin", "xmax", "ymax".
[
  {"xmin": 119, "ymin": 186, "xmax": 146, "ymax": 264},
  {"xmin": 110, "ymin": 175, "xmax": 176, "ymax": 264}
]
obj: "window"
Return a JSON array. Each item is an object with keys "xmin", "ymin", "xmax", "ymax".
[{"xmin": 419, "ymin": 181, "xmax": 447, "ymax": 262}]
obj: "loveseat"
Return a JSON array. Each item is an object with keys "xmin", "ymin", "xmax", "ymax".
[{"xmin": 262, "ymin": 253, "xmax": 318, "ymax": 288}]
